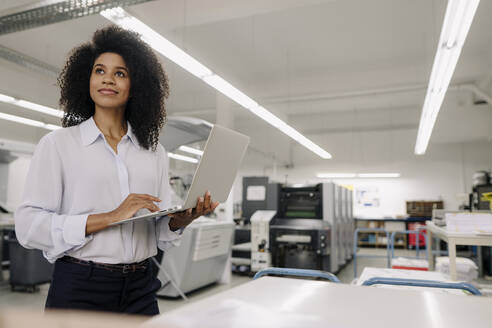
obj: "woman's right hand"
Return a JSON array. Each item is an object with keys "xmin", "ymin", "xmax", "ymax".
[
  {"xmin": 110, "ymin": 193, "xmax": 161, "ymax": 223},
  {"xmin": 86, "ymin": 194, "xmax": 161, "ymax": 235}
]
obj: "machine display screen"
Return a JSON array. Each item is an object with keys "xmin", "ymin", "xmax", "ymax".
[{"xmin": 285, "ymin": 210, "xmax": 317, "ymax": 218}]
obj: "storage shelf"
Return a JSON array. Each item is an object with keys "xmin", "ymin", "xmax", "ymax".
[
  {"xmin": 356, "ymin": 219, "xmax": 415, "ymax": 249},
  {"xmin": 358, "ymin": 242, "xmax": 405, "ymax": 247}
]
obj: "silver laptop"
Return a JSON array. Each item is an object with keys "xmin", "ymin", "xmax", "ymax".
[{"xmin": 110, "ymin": 124, "xmax": 250, "ymax": 226}]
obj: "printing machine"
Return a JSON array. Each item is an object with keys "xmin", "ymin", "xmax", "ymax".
[
  {"xmin": 346, "ymin": 188, "xmax": 354, "ymax": 258},
  {"xmin": 250, "ymin": 210, "xmax": 276, "ymax": 272},
  {"xmin": 322, "ymin": 182, "xmax": 342, "ymax": 272},
  {"xmin": 269, "ymin": 184, "xmax": 332, "ymax": 272},
  {"xmin": 341, "ymin": 187, "xmax": 352, "ymax": 262},
  {"xmin": 249, "ymin": 182, "xmax": 353, "ymax": 273},
  {"xmin": 232, "ymin": 177, "xmax": 281, "ymax": 273},
  {"xmin": 269, "ymin": 218, "xmax": 331, "ymax": 271},
  {"xmin": 157, "ymin": 218, "xmax": 234, "ymax": 297},
  {"xmin": 335, "ymin": 185, "xmax": 346, "ymax": 267}
]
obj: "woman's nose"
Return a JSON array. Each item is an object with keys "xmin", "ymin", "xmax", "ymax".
[{"xmin": 102, "ymin": 78, "xmax": 115, "ymax": 85}]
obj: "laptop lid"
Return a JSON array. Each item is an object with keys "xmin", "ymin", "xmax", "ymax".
[{"xmin": 181, "ymin": 124, "xmax": 250, "ymax": 209}]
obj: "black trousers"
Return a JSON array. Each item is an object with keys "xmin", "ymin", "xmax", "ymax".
[{"xmin": 45, "ymin": 257, "xmax": 161, "ymax": 315}]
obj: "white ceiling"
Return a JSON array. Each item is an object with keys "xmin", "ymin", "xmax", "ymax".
[{"xmin": 0, "ymin": 0, "xmax": 491, "ymax": 169}]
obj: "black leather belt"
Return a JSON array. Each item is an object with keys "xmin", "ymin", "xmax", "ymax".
[{"xmin": 61, "ymin": 256, "xmax": 148, "ymax": 274}]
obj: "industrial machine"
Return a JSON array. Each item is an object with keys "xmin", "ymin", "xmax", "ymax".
[
  {"xmin": 232, "ymin": 177, "xmax": 280, "ymax": 273},
  {"xmin": 241, "ymin": 177, "xmax": 280, "ymax": 224},
  {"xmin": 336, "ymin": 185, "xmax": 346, "ymax": 266},
  {"xmin": 250, "ymin": 210, "xmax": 276, "ymax": 272},
  {"xmin": 270, "ymin": 184, "xmax": 332, "ymax": 271},
  {"xmin": 255, "ymin": 183, "xmax": 353, "ymax": 273},
  {"xmin": 343, "ymin": 187, "xmax": 353, "ymax": 261},
  {"xmin": 269, "ymin": 217, "xmax": 331, "ymax": 271},
  {"xmin": 347, "ymin": 188, "xmax": 354, "ymax": 256},
  {"xmin": 240, "ymin": 179, "xmax": 354, "ymax": 274},
  {"xmin": 322, "ymin": 183, "xmax": 340, "ymax": 272},
  {"xmin": 157, "ymin": 218, "xmax": 234, "ymax": 297}
]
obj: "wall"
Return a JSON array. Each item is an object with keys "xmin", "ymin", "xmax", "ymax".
[{"xmin": 233, "ymin": 141, "xmax": 492, "ymax": 218}]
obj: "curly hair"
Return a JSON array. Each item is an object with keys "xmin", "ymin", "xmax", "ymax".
[{"xmin": 58, "ymin": 25, "xmax": 169, "ymax": 151}]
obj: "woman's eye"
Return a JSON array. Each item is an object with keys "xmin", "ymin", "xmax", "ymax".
[
  {"xmin": 95, "ymin": 68, "xmax": 104, "ymax": 74},
  {"xmin": 116, "ymin": 71, "xmax": 126, "ymax": 77}
]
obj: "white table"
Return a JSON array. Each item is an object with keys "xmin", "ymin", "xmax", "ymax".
[
  {"xmin": 145, "ymin": 276, "xmax": 492, "ymax": 328},
  {"xmin": 426, "ymin": 221, "xmax": 492, "ymax": 280}
]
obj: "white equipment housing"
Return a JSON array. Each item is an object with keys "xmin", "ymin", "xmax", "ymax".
[
  {"xmin": 157, "ymin": 219, "xmax": 234, "ymax": 297},
  {"xmin": 250, "ymin": 210, "xmax": 276, "ymax": 272}
]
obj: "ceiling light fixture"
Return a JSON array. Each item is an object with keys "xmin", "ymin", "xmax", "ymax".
[
  {"xmin": 415, "ymin": 0, "xmax": 480, "ymax": 155},
  {"xmin": 0, "ymin": 112, "xmax": 59, "ymax": 130},
  {"xmin": 317, "ymin": 173, "xmax": 357, "ymax": 178},
  {"xmin": 168, "ymin": 152, "xmax": 199, "ymax": 164},
  {"xmin": 178, "ymin": 145, "xmax": 203, "ymax": 156},
  {"xmin": 317, "ymin": 173, "xmax": 401, "ymax": 179},
  {"xmin": 357, "ymin": 173, "xmax": 401, "ymax": 178},
  {"xmin": 0, "ymin": 92, "xmax": 63, "ymax": 118},
  {"xmin": 100, "ymin": 7, "xmax": 332, "ymax": 159}
]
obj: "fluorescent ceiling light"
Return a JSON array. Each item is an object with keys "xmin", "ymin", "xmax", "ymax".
[
  {"xmin": 100, "ymin": 7, "xmax": 332, "ymax": 160},
  {"xmin": 168, "ymin": 152, "xmax": 199, "ymax": 164},
  {"xmin": 100, "ymin": 7, "xmax": 211, "ymax": 79},
  {"xmin": 0, "ymin": 112, "xmax": 59, "ymax": 130},
  {"xmin": 178, "ymin": 145, "xmax": 203, "ymax": 156},
  {"xmin": 317, "ymin": 173, "xmax": 400, "ymax": 179},
  {"xmin": 415, "ymin": 0, "xmax": 480, "ymax": 155},
  {"xmin": 357, "ymin": 173, "xmax": 401, "ymax": 178},
  {"xmin": 0, "ymin": 93, "xmax": 63, "ymax": 118},
  {"xmin": 203, "ymin": 75, "xmax": 258, "ymax": 109},
  {"xmin": 317, "ymin": 173, "xmax": 357, "ymax": 178}
]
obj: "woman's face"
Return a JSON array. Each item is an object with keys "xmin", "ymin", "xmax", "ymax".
[{"xmin": 89, "ymin": 52, "xmax": 131, "ymax": 111}]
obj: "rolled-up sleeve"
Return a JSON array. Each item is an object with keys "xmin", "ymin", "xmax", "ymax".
[
  {"xmin": 15, "ymin": 134, "xmax": 92, "ymax": 263},
  {"xmin": 156, "ymin": 146, "xmax": 182, "ymax": 251}
]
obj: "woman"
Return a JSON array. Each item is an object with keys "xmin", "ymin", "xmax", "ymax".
[{"xmin": 15, "ymin": 25, "xmax": 218, "ymax": 315}]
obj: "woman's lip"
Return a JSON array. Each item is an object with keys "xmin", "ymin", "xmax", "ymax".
[{"xmin": 98, "ymin": 89, "xmax": 118, "ymax": 95}]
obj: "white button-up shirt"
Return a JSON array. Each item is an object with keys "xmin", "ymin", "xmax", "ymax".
[{"xmin": 15, "ymin": 117, "xmax": 180, "ymax": 264}]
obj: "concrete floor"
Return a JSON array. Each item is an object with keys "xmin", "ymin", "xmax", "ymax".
[
  {"xmin": 1, "ymin": 248, "xmax": 491, "ymax": 314},
  {"xmin": 0, "ymin": 267, "xmax": 253, "ymax": 314}
]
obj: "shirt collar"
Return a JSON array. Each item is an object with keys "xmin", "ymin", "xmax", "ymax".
[
  {"xmin": 80, "ymin": 117, "xmax": 140, "ymax": 150},
  {"xmin": 126, "ymin": 122, "xmax": 141, "ymax": 149},
  {"xmin": 80, "ymin": 117, "xmax": 102, "ymax": 146}
]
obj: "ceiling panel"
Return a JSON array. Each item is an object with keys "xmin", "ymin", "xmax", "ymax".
[{"xmin": 0, "ymin": 0, "xmax": 491, "ymax": 164}]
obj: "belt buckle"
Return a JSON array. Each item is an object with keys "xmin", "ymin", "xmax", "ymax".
[{"xmin": 122, "ymin": 264, "xmax": 132, "ymax": 274}]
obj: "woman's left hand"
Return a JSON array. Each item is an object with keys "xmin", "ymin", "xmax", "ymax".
[{"xmin": 168, "ymin": 191, "xmax": 219, "ymax": 231}]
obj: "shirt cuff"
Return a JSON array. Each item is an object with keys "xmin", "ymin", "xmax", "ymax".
[
  {"xmin": 62, "ymin": 214, "xmax": 89, "ymax": 246},
  {"xmin": 159, "ymin": 216, "xmax": 183, "ymax": 240}
]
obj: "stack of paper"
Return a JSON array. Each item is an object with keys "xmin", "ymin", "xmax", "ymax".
[
  {"xmin": 436, "ymin": 256, "xmax": 478, "ymax": 282},
  {"xmin": 391, "ymin": 257, "xmax": 428, "ymax": 271},
  {"xmin": 445, "ymin": 212, "xmax": 492, "ymax": 233}
]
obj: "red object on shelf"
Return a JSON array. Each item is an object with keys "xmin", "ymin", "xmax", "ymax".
[
  {"xmin": 391, "ymin": 266, "xmax": 428, "ymax": 271},
  {"xmin": 408, "ymin": 223, "xmax": 426, "ymax": 247}
]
